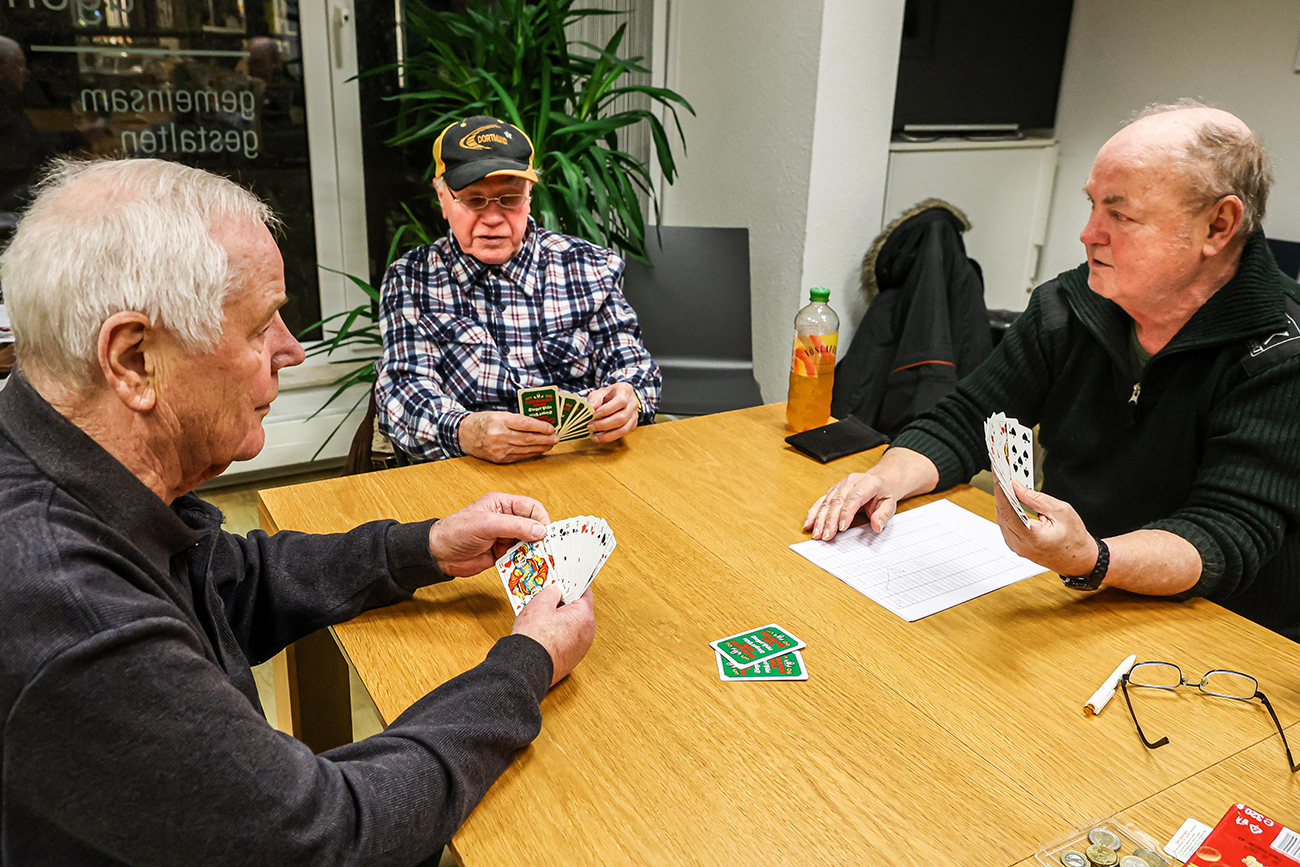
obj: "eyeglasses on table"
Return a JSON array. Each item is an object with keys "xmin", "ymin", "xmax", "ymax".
[{"xmin": 1120, "ymin": 661, "xmax": 1298, "ymax": 773}]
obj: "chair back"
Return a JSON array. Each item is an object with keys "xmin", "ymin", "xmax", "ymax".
[
  {"xmin": 621, "ymin": 226, "xmax": 763, "ymax": 415},
  {"xmin": 1267, "ymin": 238, "xmax": 1300, "ymax": 280}
]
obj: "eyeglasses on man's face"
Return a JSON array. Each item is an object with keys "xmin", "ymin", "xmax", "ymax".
[
  {"xmin": 1120, "ymin": 661, "xmax": 1298, "ymax": 773},
  {"xmin": 450, "ymin": 193, "xmax": 530, "ymax": 211}
]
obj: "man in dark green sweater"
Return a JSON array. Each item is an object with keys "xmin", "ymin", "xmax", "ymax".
[{"xmin": 806, "ymin": 102, "xmax": 1300, "ymax": 642}]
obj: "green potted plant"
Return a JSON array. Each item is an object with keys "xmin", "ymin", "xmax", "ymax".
[{"xmin": 389, "ymin": 0, "xmax": 692, "ymax": 263}]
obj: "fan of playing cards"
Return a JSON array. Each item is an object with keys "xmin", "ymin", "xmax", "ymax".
[
  {"xmin": 496, "ymin": 516, "xmax": 616, "ymax": 614},
  {"xmin": 518, "ymin": 385, "xmax": 594, "ymax": 442},
  {"xmin": 984, "ymin": 412, "xmax": 1036, "ymax": 527}
]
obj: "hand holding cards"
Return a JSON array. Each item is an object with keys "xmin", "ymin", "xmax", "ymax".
[
  {"xmin": 518, "ymin": 385, "xmax": 595, "ymax": 442},
  {"xmin": 984, "ymin": 411, "xmax": 1035, "ymax": 528},
  {"xmin": 496, "ymin": 516, "xmax": 616, "ymax": 614}
]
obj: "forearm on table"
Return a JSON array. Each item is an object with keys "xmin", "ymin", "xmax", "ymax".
[
  {"xmin": 1100, "ymin": 528, "xmax": 1202, "ymax": 596},
  {"xmin": 221, "ymin": 518, "xmax": 444, "ymax": 661},
  {"xmin": 377, "ymin": 374, "xmax": 470, "ymax": 461},
  {"xmin": 872, "ymin": 446, "xmax": 942, "ymax": 500}
]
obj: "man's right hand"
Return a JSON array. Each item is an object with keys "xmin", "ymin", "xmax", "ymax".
[
  {"xmin": 427, "ymin": 492, "xmax": 549, "ymax": 577},
  {"xmin": 804, "ymin": 472, "xmax": 901, "ymax": 541},
  {"xmin": 512, "ymin": 585, "xmax": 596, "ymax": 687},
  {"xmin": 458, "ymin": 411, "xmax": 558, "ymax": 463},
  {"xmin": 802, "ymin": 447, "xmax": 941, "ymax": 541}
]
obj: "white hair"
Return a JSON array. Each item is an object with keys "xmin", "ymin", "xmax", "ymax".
[
  {"xmin": 0, "ymin": 158, "xmax": 274, "ymax": 388},
  {"xmin": 1132, "ymin": 100, "xmax": 1272, "ymax": 238}
]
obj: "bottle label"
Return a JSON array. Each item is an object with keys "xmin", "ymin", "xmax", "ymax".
[{"xmin": 791, "ymin": 333, "xmax": 837, "ymax": 376}]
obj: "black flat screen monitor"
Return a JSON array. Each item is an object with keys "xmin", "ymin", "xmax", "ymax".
[{"xmin": 892, "ymin": 0, "xmax": 1075, "ymax": 133}]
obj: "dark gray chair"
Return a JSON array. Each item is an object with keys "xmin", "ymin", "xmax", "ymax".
[
  {"xmin": 621, "ymin": 226, "xmax": 763, "ymax": 416},
  {"xmin": 1267, "ymin": 238, "xmax": 1300, "ymax": 280}
]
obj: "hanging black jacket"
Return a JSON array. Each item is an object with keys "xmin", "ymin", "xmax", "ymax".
[{"xmin": 831, "ymin": 202, "xmax": 993, "ymax": 435}]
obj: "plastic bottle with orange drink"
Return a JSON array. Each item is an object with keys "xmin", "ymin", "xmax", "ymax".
[{"xmin": 786, "ymin": 287, "xmax": 839, "ymax": 432}]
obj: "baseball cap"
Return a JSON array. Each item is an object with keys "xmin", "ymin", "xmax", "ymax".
[{"xmin": 432, "ymin": 116, "xmax": 539, "ymax": 191}]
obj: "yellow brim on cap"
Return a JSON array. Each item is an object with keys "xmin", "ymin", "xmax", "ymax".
[
  {"xmin": 431, "ymin": 124, "xmax": 451, "ymax": 178},
  {"xmin": 485, "ymin": 167, "xmax": 540, "ymax": 183}
]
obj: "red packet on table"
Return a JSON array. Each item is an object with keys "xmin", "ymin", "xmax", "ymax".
[{"xmin": 1186, "ymin": 804, "xmax": 1300, "ymax": 866}]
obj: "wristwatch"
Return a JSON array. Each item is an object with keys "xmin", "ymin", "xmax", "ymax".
[{"xmin": 1059, "ymin": 536, "xmax": 1109, "ymax": 591}]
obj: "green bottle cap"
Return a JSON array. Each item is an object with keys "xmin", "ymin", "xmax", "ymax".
[{"xmin": 809, "ymin": 287, "xmax": 830, "ymax": 302}]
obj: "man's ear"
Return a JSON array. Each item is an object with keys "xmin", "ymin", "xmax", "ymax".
[
  {"xmin": 97, "ymin": 311, "xmax": 157, "ymax": 412},
  {"xmin": 433, "ymin": 180, "xmax": 450, "ymax": 219},
  {"xmin": 1203, "ymin": 195, "xmax": 1245, "ymax": 257}
]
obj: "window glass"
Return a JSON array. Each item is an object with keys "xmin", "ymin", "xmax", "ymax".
[{"xmin": 1, "ymin": 0, "xmax": 322, "ymax": 338}]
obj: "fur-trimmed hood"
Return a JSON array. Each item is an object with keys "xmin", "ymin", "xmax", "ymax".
[{"xmin": 860, "ymin": 198, "xmax": 971, "ymax": 302}]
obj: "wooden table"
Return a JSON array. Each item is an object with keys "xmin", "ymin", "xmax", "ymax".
[{"xmin": 260, "ymin": 404, "xmax": 1300, "ymax": 865}]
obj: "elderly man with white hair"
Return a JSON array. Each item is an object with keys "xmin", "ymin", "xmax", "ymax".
[
  {"xmin": 806, "ymin": 102, "xmax": 1300, "ymax": 642},
  {"xmin": 0, "ymin": 158, "xmax": 595, "ymax": 866}
]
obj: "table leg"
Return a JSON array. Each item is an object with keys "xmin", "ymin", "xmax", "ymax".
[{"xmin": 270, "ymin": 628, "xmax": 353, "ymax": 753}]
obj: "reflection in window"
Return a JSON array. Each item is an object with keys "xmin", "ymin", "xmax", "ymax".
[{"xmin": 0, "ymin": 0, "xmax": 322, "ymax": 338}]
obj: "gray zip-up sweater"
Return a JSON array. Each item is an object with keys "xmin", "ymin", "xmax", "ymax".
[
  {"xmin": 0, "ymin": 371, "xmax": 553, "ymax": 865},
  {"xmin": 893, "ymin": 230, "xmax": 1300, "ymax": 640}
]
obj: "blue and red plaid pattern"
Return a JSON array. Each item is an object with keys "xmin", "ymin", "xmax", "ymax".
[{"xmin": 376, "ymin": 220, "xmax": 662, "ymax": 461}]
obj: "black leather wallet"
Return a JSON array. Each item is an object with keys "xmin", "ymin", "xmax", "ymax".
[{"xmin": 784, "ymin": 416, "xmax": 890, "ymax": 463}]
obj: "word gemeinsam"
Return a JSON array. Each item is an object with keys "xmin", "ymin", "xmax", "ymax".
[{"xmin": 8, "ymin": 0, "xmax": 133, "ymax": 12}]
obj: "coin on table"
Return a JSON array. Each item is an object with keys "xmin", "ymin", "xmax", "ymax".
[
  {"xmin": 1086, "ymin": 844, "xmax": 1120, "ymax": 867},
  {"xmin": 1133, "ymin": 849, "xmax": 1167, "ymax": 867},
  {"xmin": 1120, "ymin": 856, "xmax": 1148, "ymax": 867},
  {"xmin": 1060, "ymin": 850, "xmax": 1090, "ymax": 867},
  {"xmin": 1088, "ymin": 829, "xmax": 1124, "ymax": 851}
]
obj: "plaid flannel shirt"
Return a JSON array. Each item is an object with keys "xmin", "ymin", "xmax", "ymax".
[{"xmin": 376, "ymin": 219, "xmax": 662, "ymax": 461}]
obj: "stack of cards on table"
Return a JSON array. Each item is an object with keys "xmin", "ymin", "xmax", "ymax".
[
  {"xmin": 710, "ymin": 624, "xmax": 809, "ymax": 682},
  {"xmin": 518, "ymin": 385, "xmax": 594, "ymax": 442},
  {"xmin": 495, "ymin": 517, "xmax": 616, "ymax": 614},
  {"xmin": 984, "ymin": 411, "xmax": 1035, "ymax": 527}
]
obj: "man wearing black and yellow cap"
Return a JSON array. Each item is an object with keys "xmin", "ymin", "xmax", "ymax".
[{"xmin": 375, "ymin": 115, "xmax": 662, "ymax": 463}]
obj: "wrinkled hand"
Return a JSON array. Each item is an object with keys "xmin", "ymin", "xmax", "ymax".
[
  {"xmin": 427, "ymin": 492, "xmax": 550, "ymax": 576},
  {"xmin": 459, "ymin": 411, "xmax": 558, "ymax": 463},
  {"xmin": 804, "ymin": 471, "xmax": 900, "ymax": 540},
  {"xmin": 994, "ymin": 482, "xmax": 1099, "ymax": 576},
  {"xmin": 512, "ymin": 584, "xmax": 596, "ymax": 687},
  {"xmin": 587, "ymin": 382, "xmax": 639, "ymax": 443}
]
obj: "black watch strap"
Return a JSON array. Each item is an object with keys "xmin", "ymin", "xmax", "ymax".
[{"xmin": 1060, "ymin": 536, "xmax": 1109, "ymax": 591}]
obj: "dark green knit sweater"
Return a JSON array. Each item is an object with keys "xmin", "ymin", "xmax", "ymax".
[{"xmin": 892, "ymin": 231, "xmax": 1300, "ymax": 641}]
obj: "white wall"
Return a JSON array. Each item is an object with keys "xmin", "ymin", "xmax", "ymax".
[
  {"xmin": 660, "ymin": 1, "xmax": 823, "ymax": 402},
  {"xmin": 800, "ymin": 0, "xmax": 908, "ymax": 366},
  {"xmin": 1041, "ymin": 0, "xmax": 1300, "ymax": 281},
  {"xmin": 660, "ymin": 0, "xmax": 905, "ymax": 402}
]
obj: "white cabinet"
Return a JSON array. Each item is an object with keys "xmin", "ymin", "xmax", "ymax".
[{"xmin": 882, "ymin": 137, "xmax": 1058, "ymax": 312}]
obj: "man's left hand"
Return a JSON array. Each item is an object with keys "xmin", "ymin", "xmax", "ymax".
[
  {"xmin": 587, "ymin": 382, "xmax": 640, "ymax": 443},
  {"xmin": 428, "ymin": 492, "xmax": 551, "ymax": 577},
  {"xmin": 994, "ymin": 482, "xmax": 1100, "ymax": 578}
]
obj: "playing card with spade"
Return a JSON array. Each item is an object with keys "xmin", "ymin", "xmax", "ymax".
[{"xmin": 984, "ymin": 411, "xmax": 1035, "ymax": 527}]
